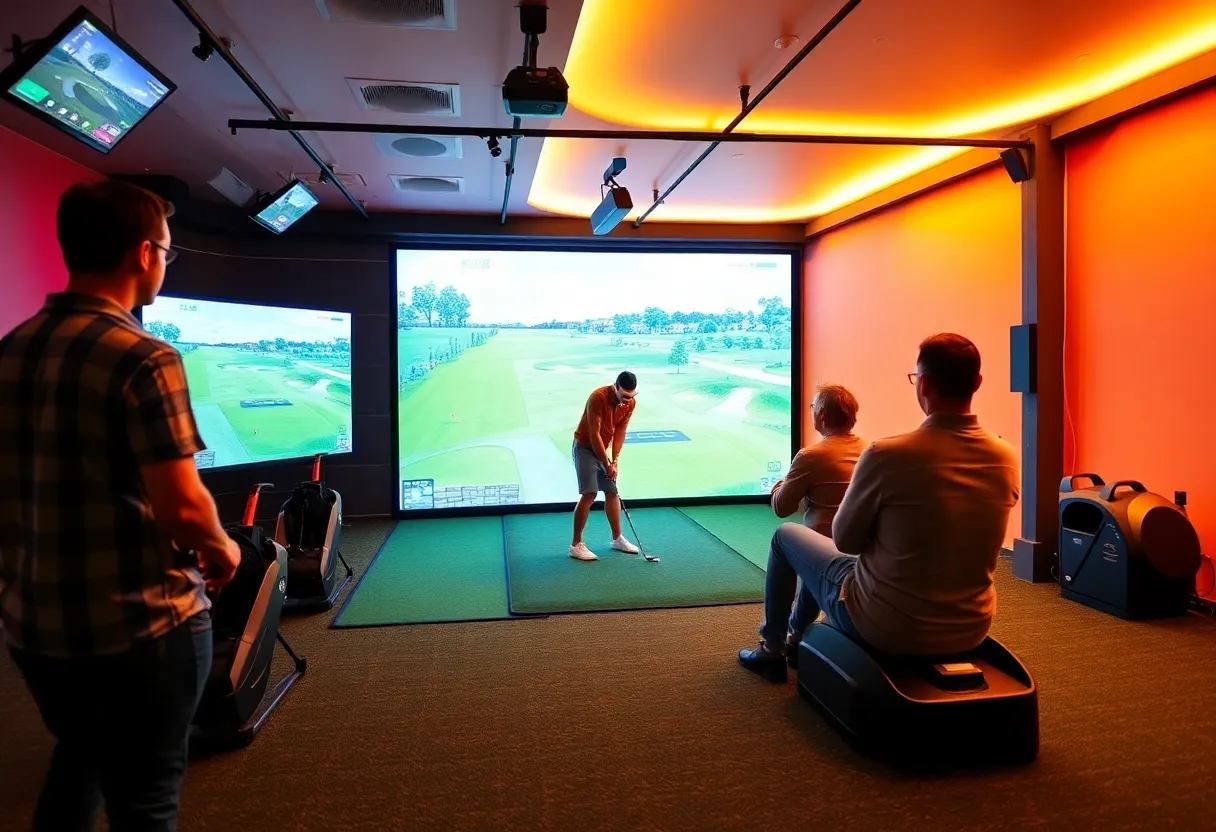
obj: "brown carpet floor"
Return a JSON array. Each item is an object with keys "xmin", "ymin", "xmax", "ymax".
[{"xmin": 2, "ymin": 519, "xmax": 1216, "ymax": 831}]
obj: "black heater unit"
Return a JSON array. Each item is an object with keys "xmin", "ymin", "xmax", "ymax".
[{"xmin": 1058, "ymin": 474, "xmax": 1201, "ymax": 619}]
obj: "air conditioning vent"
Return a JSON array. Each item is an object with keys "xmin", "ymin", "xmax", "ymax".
[
  {"xmin": 315, "ymin": 0, "xmax": 456, "ymax": 29},
  {"xmin": 277, "ymin": 171, "xmax": 367, "ymax": 188},
  {"xmin": 373, "ymin": 134, "xmax": 462, "ymax": 159},
  {"xmin": 347, "ymin": 79, "xmax": 460, "ymax": 115},
  {"xmin": 391, "ymin": 175, "xmax": 464, "ymax": 194}
]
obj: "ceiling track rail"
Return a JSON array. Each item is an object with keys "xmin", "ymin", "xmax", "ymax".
[
  {"xmin": 169, "ymin": 0, "xmax": 368, "ymax": 219},
  {"xmin": 226, "ymin": 119, "xmax": 1031, "ymax": 150},
  {"xmin": 633, "ymin": 0, "xmax": 862, "ymax": 227}
]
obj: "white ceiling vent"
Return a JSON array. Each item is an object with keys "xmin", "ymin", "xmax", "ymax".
[
  {"xmin": 347, "ymin": 79, "xmax": 460, "ymax": 115},
  {"xmin": 277, "ymin": 170, "xmax": 367, "ymax": 188},
  {"xmin": 315, "ymin": 0, "xmax": 456, "ymax": 29},
  {"xmin": 373, "ymin": 134, "xmax": 463, "ymax": 159},
  {"xmin": 391, "ymin": 175, "xmax": 464, "ymax": 194}
]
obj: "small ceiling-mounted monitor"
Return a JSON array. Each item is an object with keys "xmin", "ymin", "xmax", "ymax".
[
  {"xmin": 251, "ymin": 178, "xmax": 320, "ymax": 234},
  {"xmin": 0, "ymin": 6, "xmax": 176, "ymax": 154}
]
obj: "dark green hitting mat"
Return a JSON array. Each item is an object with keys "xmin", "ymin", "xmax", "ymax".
[
  {"xmin": 333, "ymin": 516, "xmax": 515, "ymax": 627},
  {"xmin": 503, "ymin": 507, "xmax": 767, "ymax": 615}
]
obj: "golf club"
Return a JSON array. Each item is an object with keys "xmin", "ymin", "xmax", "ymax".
[{"xmin": 600, "ymin": 462, "xmax": 658, "ymax": 562}]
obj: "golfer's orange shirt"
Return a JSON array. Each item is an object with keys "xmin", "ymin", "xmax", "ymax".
[{"xmin": 574, "ymin": 385, "xmax": 635, "ymax": 458}]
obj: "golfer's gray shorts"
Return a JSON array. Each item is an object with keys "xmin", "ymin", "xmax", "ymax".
[{"xmin": 572, "ymin": 441, "xmax": 617, "ymax": 495}]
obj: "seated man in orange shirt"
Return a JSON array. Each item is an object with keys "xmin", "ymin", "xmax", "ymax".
[
  {"xmin": 569, "ymin": 371, "xmax": 641, "ymax": 561},
  {"xmin": 769, "ymin": 384, "xmax": 867, "ymax": 537},
  {"xmin": 739, "ymin": 334, "xmax": 1020, "ymax": 682}
]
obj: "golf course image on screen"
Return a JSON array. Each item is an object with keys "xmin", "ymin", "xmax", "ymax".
[
  {"xmin": 142, "ymin": 296, "xmax": 353, "ymax": 470},
  {"xmin": 395, "ymin": 249, "xmax": 794, "ymax": 510}
]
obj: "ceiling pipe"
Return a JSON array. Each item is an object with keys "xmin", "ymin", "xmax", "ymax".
[
  {"xmin": 168, "ymin": 0, "xmax": 368, "ymax": 219},
  {"xmin": 500, "ymin": 28, "xmax": 535, "ymax": 225},
  {"xmin": 500, "ymin": 116, "xmax": 522, "ymax": 224},
  {"xmin": 633, "ymin": 0, "xmax": 862, "ymax": 228},
  {"xmin": 227, "ymin": 119, "xmax": 1031, "ymax": 150}
]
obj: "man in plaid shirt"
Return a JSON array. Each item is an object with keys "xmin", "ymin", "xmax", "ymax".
[{"xmin": 0, "ymin": 180, "xmax": 241, "ymax": 831}]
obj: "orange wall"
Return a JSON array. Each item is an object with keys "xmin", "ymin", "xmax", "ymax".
[
  {"xmin": 0, "ymin": 125, "xmax": 101, "ymax": 338},
  {"xmin": 1065, "ymin": 86, "xmax": 1216, "ymax": 593},
  {"xmin": 804, "ymin": 167, "xmax": 1024, "ymax": 546}
]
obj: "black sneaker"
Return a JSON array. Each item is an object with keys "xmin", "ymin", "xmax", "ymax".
[{"xmin": 737, "ymin": 643, "xmax": 788, "ymax": 683}]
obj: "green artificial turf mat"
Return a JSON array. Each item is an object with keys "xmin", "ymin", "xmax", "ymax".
[
  {"xmin": 676, "ymin": 504, "xmax": 785, "ymax": 570},
  {"xmin": 333, "ymin": 517, "xmax": 514, "ymax": 627},
  {"xmin": 503, "ymin": 507, "xmax": 765, "ymax": 615}
]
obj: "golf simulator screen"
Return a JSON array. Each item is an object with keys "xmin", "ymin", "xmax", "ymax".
[
  {"xmin": 141, "ymin": 296, "xmax": 353, "ymax": 470},
  {"xmin": 394, "ymin": 249, "xmax": 795, "ymax": 511},
  {"xmin": 1, "ymin": 10, "xmax": 174, "ymax": 154}
]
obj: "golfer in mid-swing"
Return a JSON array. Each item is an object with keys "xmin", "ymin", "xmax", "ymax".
[{"xmin": 569, "ymin": 371, "xmax": 641, "ymax": 561}]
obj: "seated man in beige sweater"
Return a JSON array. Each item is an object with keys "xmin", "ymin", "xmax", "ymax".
[
  {"xmin": 769, "ymin": 384, "xmax": 867, "ymax": 536},
  {"xmin": 739, "ymin": 333, "xmax": 1020, "ymax": 682}
]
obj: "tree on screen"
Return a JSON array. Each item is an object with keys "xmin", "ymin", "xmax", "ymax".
[
  {"xmin": 758, "ymin": 296, "xmax": 791, "ymax": 347},
  {"xmin": 644, "ymin": 306, "xmax": 670, "ymax": 334},
  {"xmin": 411, "ymin": 283, "xmax": 437, "ymax": 326},
  {"xmin": 89, "ymin": 53, "xmax": 112, "ymax": 72},
  {"xmin": 435, "ymin": 286, "xmax": 471, "ymax": 327},
  {"xmin": 145, "ymin": 321, "xmax": 165, "ymax": 339},
  {"xmin": 613, "ymin": 313, "xmax": 641, "ymax": 334},
  {"xmin": 161, "ymin": 323, "xmax": 181, "ymax": 343},
  {"xmin": 668, "ymin": 340, "xmax": 689, "ymax": 373},
  {"xmin": 398, "ymin": 302, "xmax": 418, "ymax": 329}
]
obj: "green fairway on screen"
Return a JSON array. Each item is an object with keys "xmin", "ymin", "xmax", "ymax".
[
  {"xmin": 395, "ymin": 250, "xmax": 794, "ymax": 511},
  {"xmin": 141, "ymin": 296, "xmax": 353, "ymax": 470}
]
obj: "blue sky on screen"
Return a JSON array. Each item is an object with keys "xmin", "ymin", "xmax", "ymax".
[
  {"xmin": 61, "ymin": 22, "xmax": 167, "ymax": 106},
  {"xmin": 395, "ymin": 250, "xmax": 792, "ymax": 326},
  {"xmin": 145, "ymin": 297, "xmax": 350, "ymax": 345}
]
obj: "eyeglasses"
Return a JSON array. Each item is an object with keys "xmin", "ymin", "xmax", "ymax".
[
  {"xmin": 907, "ymin": 372, "xmax": 922, "ymax": 385},
  {"xmin": 149, "ymin": 240, "xmax": 178, "ymax": 265}
]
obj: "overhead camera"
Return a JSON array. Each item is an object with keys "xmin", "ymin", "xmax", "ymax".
[
  {"xmin": 602, "ymin": 157, "xmax": 626, "ymax": 187},
  {"xmin": 191, "ymin": 33, "xmax": 233, "ymax": 62},
  {"xmin": 486, "ymin": 137, "xmax": 502, "ymax": 158},
  {"xmin": 591, "ymin": 157, "xmax": 631, "ymax": 236},
  {"xmin": 191, "ymin": 33, "xmax": 214, "ymax": 62}
]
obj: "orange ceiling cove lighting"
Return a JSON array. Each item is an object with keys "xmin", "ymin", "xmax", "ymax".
[{"xmin": 528, "ymin": 0, "xmax": 1216, "ymax": 222}]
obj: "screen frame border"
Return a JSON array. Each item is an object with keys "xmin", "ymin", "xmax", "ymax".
[
  {"xmin": 135, "ymin": 291, "xmax": 355, "ymax": 476},
  {"xmin": 0, "ymin": 5, "xmax": 179, "ymax": 156},
  {"xmin": 388, "ymin": 240, "xmax": 803, "ymax": 519},
  {"xmin": 249, "ymin": 177, "xmax": 320, "ymax": 234}
]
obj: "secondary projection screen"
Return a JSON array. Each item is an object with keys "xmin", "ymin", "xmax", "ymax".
[
  {"xmin": 142, "ymin": 296, "xmax": 353, "ymax": 470},
  {"xmin": 394, "ymin": 249, "xmax": 795, "ymax": 512}
]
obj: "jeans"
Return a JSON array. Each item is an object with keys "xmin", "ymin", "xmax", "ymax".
[
  {"xmin": 761, "ymin": 523, "xmax": 864, "ymax": 652},
  {"xmin": 10, "ymin": 610, "xmax": 213, "ymax": 832}
]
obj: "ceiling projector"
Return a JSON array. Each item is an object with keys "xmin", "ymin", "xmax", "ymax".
[
  {"xmin": 502, "ymin": 65, "xmax": 568, "ymax": 118},
  {"xmin": 502, "ymin": 2, "xmax": 568, "ymax": 118}
]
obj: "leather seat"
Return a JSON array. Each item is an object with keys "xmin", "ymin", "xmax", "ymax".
[{"xmin": 796, "ymin": 622, "xmax": 1039, "ymax": 768}]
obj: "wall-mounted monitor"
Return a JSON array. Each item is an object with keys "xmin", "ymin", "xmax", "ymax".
[
  {"xmin": 251, "ymin": 179, "xmax": 319, "ymax": 234},
  {"xmin": 141, "ymin": 295, "xmax": 353, "ymax": 471},
  {"xmin": 392, "ymin": 248, "xmax": 797, "ymax": 512},
  {"xmin": 0, "ymin": 7, "xmax": 175, "ymax": 154}
]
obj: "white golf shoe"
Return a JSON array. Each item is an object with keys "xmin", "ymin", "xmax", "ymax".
[
  {"xmin": 611, "ymin": 536, "xmax": 640, "ymax": 554},
  {"xmin": 569, "ymin": 542, "xmax": 598, "ymax": 561}
]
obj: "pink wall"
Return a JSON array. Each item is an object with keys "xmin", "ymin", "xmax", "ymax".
[{"xmin": 0, "ymin": 125, "xmax": 102, "ymax": 337}]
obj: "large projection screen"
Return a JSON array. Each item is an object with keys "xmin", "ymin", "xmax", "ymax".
[{"xmin": 393, "ymin": 248, "xmax": 797, "ymax": 512}]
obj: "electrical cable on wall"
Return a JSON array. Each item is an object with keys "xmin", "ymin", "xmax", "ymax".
[{"xmin": 170, "ymin": 244, "xmax": 386, "ymax": 264}]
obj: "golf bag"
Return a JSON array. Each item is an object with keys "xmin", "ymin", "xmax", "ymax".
[
  {"xmin": 191, "ymin": 483, "xmax": 306, "ymax": 751},
  {"xmin": 275, "ymin": 454, "xmax": 353, "ymax": 612}
]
